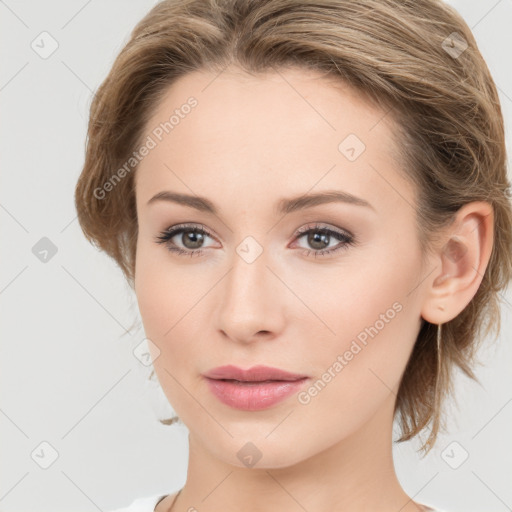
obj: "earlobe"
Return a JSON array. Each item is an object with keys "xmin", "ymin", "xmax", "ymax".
[{"xmin": 421, "ymin": 201, "xmax": 494, "ymax": 324}]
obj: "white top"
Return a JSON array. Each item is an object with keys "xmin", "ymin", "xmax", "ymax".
[
  {"xmin": 108, "ymin": 493, "xmax": 168, "ymax": 512},
  {"xmin": 107, "ymin": 493, "xmax": 449, "ymax": 512}
]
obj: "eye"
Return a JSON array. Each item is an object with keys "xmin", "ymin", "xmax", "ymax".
[
  {"xmin": 292, "ymin": 223, "xmax": 355, "ymax": 258},
  {"xmin": 155, "ymin": 222, "xmax": 356, "ymax": 258},
  {"xmin": 154, "ymin": 223, "xmax": 217, "ymax": 257}
]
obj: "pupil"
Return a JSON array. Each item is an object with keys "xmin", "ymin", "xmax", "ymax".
[
  {"xmin": 183, "ymin": 231, "xmax": 204, "ymax": 249},
  {"xmin": 308, "ymin": 231, "xmax": 329, "ymax": 250}
]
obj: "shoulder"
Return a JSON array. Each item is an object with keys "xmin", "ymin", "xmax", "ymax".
[{"xmin": 106, "ymin": 492, "xmax": 174, "ymax": 512}]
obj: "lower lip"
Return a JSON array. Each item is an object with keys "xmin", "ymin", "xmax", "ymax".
[{"xmin": 205, "ymin": 377, "xmax": 309, "ymax": 411}]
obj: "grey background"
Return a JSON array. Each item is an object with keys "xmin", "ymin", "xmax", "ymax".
[{"xmin": 0, "ymin": 1, "xmax": 511, "ymax": 511}]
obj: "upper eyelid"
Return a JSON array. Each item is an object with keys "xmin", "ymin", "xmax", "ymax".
[
  {"xmin": 294, "ymin": 223, "xmax": 352, "ymax": 237},
  {"xmin": 164, "ymin": 222, "xmax": 350, "ymax": 235},
  {"xmin": 163, "ymin": 223, "xmax": 215, "ymax": 237},
  {"xmin": 158, "ymin": 223, "xmax": 353, "ymax": 247}
]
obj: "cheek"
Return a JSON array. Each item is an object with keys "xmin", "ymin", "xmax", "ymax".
[
  {"xmin": 293, "ymin": 307, "xmax": 419, "ymax": 445},
  {"xmin": 134, "ymin": 241, "xmax": 219, "ymax": 385},
  {"xmin": 297, "ymin": 244, "xmax": 423, "ymax": 424},
  {"xmin": 135, "ymin": 238, "xmax": 200, "ymax": 337},
  {"xmin": 135, "ymin": 254, "xmax": 178, "ymax": 376}
]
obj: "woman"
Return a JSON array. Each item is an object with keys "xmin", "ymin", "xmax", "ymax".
[{"xmin": 74, "ymin": 0, "xmax": 512, "ymax": 510}]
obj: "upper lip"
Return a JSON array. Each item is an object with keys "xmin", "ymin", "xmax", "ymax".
[{"xmin": 203, "ymin": 365, "xmax": 308, "ymax": 382}]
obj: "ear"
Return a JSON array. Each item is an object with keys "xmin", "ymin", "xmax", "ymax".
[{"xmin": 421, "ymin": 201, "xmax": 494, "ymax": 324}]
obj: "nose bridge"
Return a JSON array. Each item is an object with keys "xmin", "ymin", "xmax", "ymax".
[{"xmin": 216, "ymin": 240, "xmax": 283, "ymax": 342}]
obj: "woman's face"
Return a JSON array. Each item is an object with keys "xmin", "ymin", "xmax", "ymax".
[{"xmin": 134, "ymin": 66, "xmax": 430, "ymax": 467}]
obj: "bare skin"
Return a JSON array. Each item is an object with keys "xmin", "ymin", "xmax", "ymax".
[{"xmin": 133, "ymin": 66, "xmax": 493, "ymax": 512}]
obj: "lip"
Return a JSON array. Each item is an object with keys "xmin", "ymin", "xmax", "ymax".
[{"xmin": 202, "ymin": 365, "xmax": 310, "ymax": 411}]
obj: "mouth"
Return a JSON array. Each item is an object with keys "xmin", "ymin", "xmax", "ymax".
[{"xmin": 202, "ymin": 365, "xmax": 310, "ymax": 411}]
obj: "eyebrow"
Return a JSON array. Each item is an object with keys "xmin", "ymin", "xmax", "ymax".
[{"xmin": 147, "ymin": 190, "xmax": 374, "ymax": 215}]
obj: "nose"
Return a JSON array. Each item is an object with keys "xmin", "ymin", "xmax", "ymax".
[{"xmin": 216, "ymin": 246, "xmax": 286, "ymax": 344}]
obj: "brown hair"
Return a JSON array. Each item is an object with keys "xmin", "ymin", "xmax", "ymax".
[{"xmin": 75, "ymin": 0, "xmax": 512, "ymax": 453}]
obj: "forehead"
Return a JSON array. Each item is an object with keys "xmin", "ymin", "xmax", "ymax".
[
  {"xmin": 140, "ymin": 65, "xmax": 392, "ymax": 150},
  {"xmin": 135, "ymin": 65, "xmax": 412, "ymax": 212}
]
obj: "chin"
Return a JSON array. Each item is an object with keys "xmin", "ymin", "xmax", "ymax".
[{"xmin": 199, "ymin": 428, "xmax": 314, "ymax": 470}]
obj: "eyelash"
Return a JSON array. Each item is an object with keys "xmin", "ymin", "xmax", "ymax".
[{"xmin": 154, "ymin": 223, "xmax": 355, "ymax": 258}]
